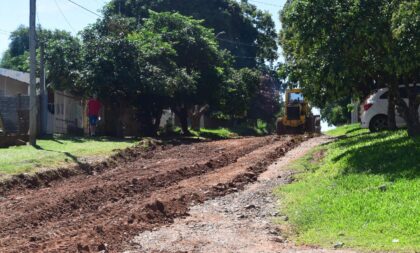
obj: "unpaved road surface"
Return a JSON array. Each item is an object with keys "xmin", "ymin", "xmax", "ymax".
[
  {"xmin": 124, "ymin": 136, "xmax": 354, "ymax": 253},
  {"xmin": 0, "ymin": 135, "xmax": 309, "ymax": 253}
]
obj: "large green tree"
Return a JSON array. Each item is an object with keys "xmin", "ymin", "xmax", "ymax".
[
  {"xmin": 81, "ymin": 12, "xmax": 231, "ymax": 135},
  {"xmin": 280, "ymin": 0, "xmax": 420, "ymax": 137},
  {"xmin": 0, "ymin": 26, "xmax": 81, "ymax": 91},
  {"xmin": 0, "ymin": 26, "xmax": 30, "ymax": 72},
  {"xmin": 103, "ymin": 0, "xmax": 278, "ymax": 69},
  {"xmin": 219, "ymin": 68, "xmax": 261, "ymax": 120},
  {"xmin": 132, "ymin": 12, "xmax": 230, "ymax": 134},
  {"xmin": 391, "ymin": 0, "xmax": 420, "ymax": 136},
  {"xmin": 41, "ymin": 30, "xmax": 82, "ymax": 91}
]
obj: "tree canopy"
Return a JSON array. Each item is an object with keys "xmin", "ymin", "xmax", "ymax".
[
  {"xmin": 0, "ymin": 2, "xmax": 281, "ymax": 136},
  {"xmin": 280, "ymin": 0, "xmax": 420, "ymax": 136},
  {"xmin": 103, "ymin": 0, "xmax": 278, "ymax": 69},
  {"xmin": 0, "ymin": 26, "xmax": 81, "ymax": 91}
]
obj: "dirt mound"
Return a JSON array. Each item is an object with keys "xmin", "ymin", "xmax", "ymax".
[
  {"xmin": 0, "ymin": 135, "xmax": 307, "ymax": 252},
  {"xmin": 0, "ymin": 139, "xmax": 163, "ymax": 195}
]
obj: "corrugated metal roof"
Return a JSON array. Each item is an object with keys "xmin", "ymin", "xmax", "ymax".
[{"xmin": 0, "ymin": 68, "xmax": 39, "ymax": 84}]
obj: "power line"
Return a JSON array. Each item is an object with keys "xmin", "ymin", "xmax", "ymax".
[
  {"xmin": 65, "ymin": 0, "xmax": 102, "ymax": 17},
  {"xmin": 55, "ymin": 0, "xmax": 77, "ymax": 33}
]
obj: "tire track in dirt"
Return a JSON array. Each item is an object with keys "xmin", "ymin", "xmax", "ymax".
[
  {"xmin": 124, "ymin": 136, "xmax": 355, "ymax": 253},
  {"xmin": 0, "ymin": 135, "xmax": 306, "ymax": 253}
]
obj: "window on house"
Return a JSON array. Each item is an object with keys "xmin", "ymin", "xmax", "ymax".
[{"xmin": 0, "ymin": 89, "xmax": 4, "ymax": 96}]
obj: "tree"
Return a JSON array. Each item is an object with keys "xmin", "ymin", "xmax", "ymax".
[
  {"xmin": 79, "ymin": 16, "xmax": 143, "ymax": 136},
  {"xmin": 1, "ymin": 26, "xmax": 31, "ymax": 72},
  {"xmin": 133, "ymin": 12, "xmax": 230, "ymax": 134},
  {"xmin": 248, "ymin": 74, "xmax": 281, "ymax": 124},
  {"xmin": 391, "ymin": 0, "xmax": 420, "ymax": 136},
  {"xmin": 280, "ymin": 0, "xmax": 420, "ymax": 137},
  {"xmin": 0, "ymin": 26, "xmax": 81, "ymax": 92},
  {"xmin": 103, "ymin": 0, "xmax": 277, "ymax": 69},
  {"xmin": 80, "ymin": 12, "xmax": 231, "ymax": 135},
  {"xmin": 219, "ymin": 68, "xmax": 261, "ymax": 120},
  {"xmin": 41, "ymin": 30, "xmax": 82, "ymax": 92},
  {"xmin": 320, "ymin": 97, "xmax": 351, "ymax": 126},
  {"xmin": 129, "ymin": 28, "xmax": 197, "ymax": 135}
]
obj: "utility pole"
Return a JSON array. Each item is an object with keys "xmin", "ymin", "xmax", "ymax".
[
  {"xmin": 40, "ymin": 33, "xmax": 47, "ymax": 135},
  {"xmin": 29, "ymin": 0, "xmax": 37, "ymax": 145}
]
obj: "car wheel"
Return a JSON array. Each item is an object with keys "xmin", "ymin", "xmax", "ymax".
[{"xmin": 369, "ymin": 115, "xmax": 388, "ymax": 132}]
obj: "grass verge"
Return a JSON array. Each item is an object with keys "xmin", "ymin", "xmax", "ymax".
[
  {"xmin": 191, "ymin": 128, "xmax": 239, "ymax": 139},
  {"xmin": 171, "ymin": 124, "xmax": 270, "ymax": 140},
  {"xmin": 275, "ymin": 124, "xmax": 420, "ymax": 252},
  {"xmin": 0, "ymin": 136, "xmax": 138, "ymax": 175}
]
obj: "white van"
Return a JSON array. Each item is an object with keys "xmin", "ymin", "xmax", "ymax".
[{"xmin": 360, "ymin": 84, "xmax": 420, "ymax": 132}]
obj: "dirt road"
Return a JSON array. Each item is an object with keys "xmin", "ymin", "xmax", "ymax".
[
  {"xmin": 124, "ymin": 136, "xmax": 352, "ymax": 253},
  {"xmin": 0, "ymin": 135, "xmax": 307, "ymax": 253}
]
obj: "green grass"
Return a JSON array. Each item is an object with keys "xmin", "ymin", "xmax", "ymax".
[
  {"xmin": 324, "ymin": 124, "xmax": 362, "ymax": 137},
  {"xmin": 0, "ymin": 136, "xmax": 138, "ymax": 175},
  {"xmin": 195, "ymin": 128, "xmax": 238, "ymax": 139},
  {"xmin": 275, "ymin": 124, "xmax": 420, "ymax": 252},
  {"xmin": 171, "ymin": 127, "xmax": 239, "ymax": 139},
  {"xmin": 186, "ymin": 125, "xmax": 269, "ymax": 139}
]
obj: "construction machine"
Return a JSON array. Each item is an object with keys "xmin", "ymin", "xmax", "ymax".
[{"xmin": 276, "ymin": 89, "xmax": 321, "ymax": 135}]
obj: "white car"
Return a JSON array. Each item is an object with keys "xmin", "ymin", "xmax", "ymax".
[{"xmin": 361, "ymin": 84, "xmax": 420, "ymax": 132}]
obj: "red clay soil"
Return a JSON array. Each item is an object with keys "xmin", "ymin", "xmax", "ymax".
[{"xmin": 0, "ymin": 135, "xmax": 307, "ymax": 253}]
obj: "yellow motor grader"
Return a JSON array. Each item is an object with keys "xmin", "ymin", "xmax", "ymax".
[{"xmin": 276, "ymin": 89, "xmax": 321, "ymax": 135}]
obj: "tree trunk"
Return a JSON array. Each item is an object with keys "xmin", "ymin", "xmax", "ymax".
[
  {"xmin": 152, "ymin": 110, "xmax": 163, "ymax": 135},
  {"xmin": 173, "ymin": 107, "xmax": 190, "ymax": 135},
  {"xmin": 396, "ymin": 83, "xmax": 420, "ymax": 138},
  {"xmin": 115, "ymin": 103, "xmax": 125, "ymax": 138},
  {"xmin": 189, "ymin": 104, "xmax": 209, "ymax": 131},
  {"xmin": 138, "ymin": 109, "xmax": 163, "ymax": 137},
  {"xmin": 387, "ymin": 82, "xmax": 397, "ymax": 130}
]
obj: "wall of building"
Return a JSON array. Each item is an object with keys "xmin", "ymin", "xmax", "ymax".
[
  {"xmin": 0, "ymin": 95, "xmax": 29, "ymax": 133},
  {"xmin": 0, "ymin": 76, "xmax": 29, "ymax": 96},
  {"xmin": 49, "ymin": 91, "xmax": 85, "ymax": 135}
]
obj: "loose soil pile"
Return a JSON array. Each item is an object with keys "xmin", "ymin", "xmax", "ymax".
[{"xmin": 0, "ymin": 135, "xmax": 306, "ymax": 253}]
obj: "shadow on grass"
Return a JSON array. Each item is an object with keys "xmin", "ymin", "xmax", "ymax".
[
  {"xmin": 345, "ymin": 127, "xmax": 363, "ymax": 135},
  {"xmin": 33, "ymin": 144, "xmax": 88, "ymax": 167},
  {"xmin": 41, "ymin": 135, "xmax": 139, "ymax": 144},
  {"xmin": 334, "ymin": 132, "xmax": 385, "ymax": 149},
  {"xmin": 332, "ymin": 132, "xmax": 420, "ymax": 180}
]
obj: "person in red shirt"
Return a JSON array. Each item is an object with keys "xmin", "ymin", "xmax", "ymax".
[{"xmin": 87, "ymin": 94, "xmax": 102, "ymax": 136}]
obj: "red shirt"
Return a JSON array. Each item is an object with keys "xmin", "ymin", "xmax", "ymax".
[{"xmin": 87, "ymin": 99, "xmax": 101, "ymax": 116}]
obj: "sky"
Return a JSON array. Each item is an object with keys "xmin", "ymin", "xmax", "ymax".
[{"xmin": 0, "ymin": 0, "xmax": 286, "ymax": 56}]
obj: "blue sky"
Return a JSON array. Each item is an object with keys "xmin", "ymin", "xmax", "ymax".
[{"xmin": 0, "ymin": 0, "xmax": 285, "ymax": 56}]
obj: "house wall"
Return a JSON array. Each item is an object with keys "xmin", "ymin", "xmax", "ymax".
[
  {"xmin": 0, "ymin": 76, "xmax": 29, "ymax": 96},
  {"xmin": 0, "ymin": 95, "xmax": 29, "ymax": 133},
  {"xmin": 49, "ymin": 91, "xmax": 85, "ymax": 135}
]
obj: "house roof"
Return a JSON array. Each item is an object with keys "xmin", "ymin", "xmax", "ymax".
[{"xmin": 0, "ymin": 68, "xmax": 39, "ymax": 85}]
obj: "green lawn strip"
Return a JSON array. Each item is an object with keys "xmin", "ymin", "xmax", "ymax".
[
  {"xmin": 0, "ymin": 137, "xmax": 138, "ymax": 175},
  {"xmin": 171, "ymin": 127, "xmax": 239, "ymax": 139},
  {"xmin": 196, "ymin": 128, "xmax": 239, "ymax": 139},
  {"xmin": 275, "ymin": 125, "xmax": 420, "ymax": 251},
  {"xmin": 324, "ymin": 124, "xmax": 361, "ymax": 137}
]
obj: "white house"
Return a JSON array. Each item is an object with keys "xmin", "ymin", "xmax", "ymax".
[{"xmin": 0, "ymin": 68, "xmax": 33, "ymax": 96}]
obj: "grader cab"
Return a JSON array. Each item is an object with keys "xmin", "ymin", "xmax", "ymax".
[{"xmin": 276, "ymin": 89, "xmax": 321, "ymax": 135}]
